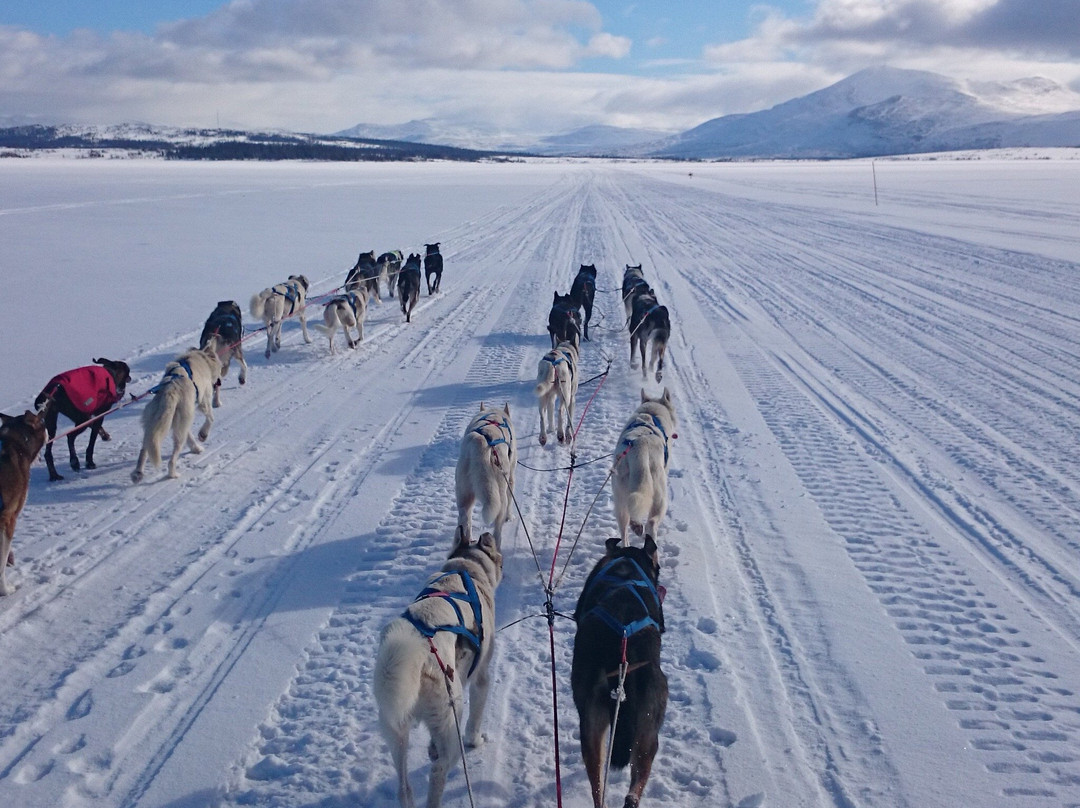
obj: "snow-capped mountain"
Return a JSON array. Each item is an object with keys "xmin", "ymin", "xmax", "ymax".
[{"xmin": 644, "ymin": 66, "xmax": 1080, "ymax": 159}]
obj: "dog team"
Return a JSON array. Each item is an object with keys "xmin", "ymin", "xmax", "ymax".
[
  {"xmin": 1, "ymin": 242, "xmax": 443, "ymax": 589},
  {"xmin": 1, "ymin": 254, "xmax": 676, "ymax": 807},
  {"xmin": 375, "ymin": 261, "xmax": 677, "ymax": 808}
]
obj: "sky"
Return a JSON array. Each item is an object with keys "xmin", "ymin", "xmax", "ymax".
[{"xmin": 1, "ymin": 0, "xmax": 1078, "ymax": 138}]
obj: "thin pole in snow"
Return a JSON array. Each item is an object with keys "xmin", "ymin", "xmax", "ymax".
[{"xmin": 872, "ymin": 160, "xmax": 879, "ymax": 207}]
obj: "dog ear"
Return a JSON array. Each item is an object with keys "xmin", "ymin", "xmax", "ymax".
[
  {"xmin": 605, "ymin": 537, "xmax": 622, "ymax": 555},
  {"xmin": 93, "ymin": 357, "xmax": 105, "ymax": 366},
  {"xmin": 644, "ymin": 534, "xmax": 659, "ymax": 564},
  {"xmin": 662, "ymin": 388, "xmax": 672, "ymax": 407},
  {"xmin": 503, "ymin": 402, "xmax": 510, "ymax": 417}
]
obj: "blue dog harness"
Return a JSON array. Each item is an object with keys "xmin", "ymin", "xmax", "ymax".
[
  {"xmin": 542, "ymin": 350, "xmax": 575, "ymax": 385},
  {"xmin": 149, "ymin": 358, "xmax": 199, "ymax": 403},
  {"xmin": 403, "ymin": 569, "xmax": 485, "ymax": 676},
  {"xmin": 473, "ymin": 413, "xmax": 513, "ymax": 452},
  {"xmin": 619, "ymin": 413, "xmax": 672, "ymax": 467},
  {"xmin": 273, "ymin": 280, "xmax": 303, "ymax": 315},
  {"xmin": 579, "ymin": 557, "xmax": 663, "ymax": 639}
]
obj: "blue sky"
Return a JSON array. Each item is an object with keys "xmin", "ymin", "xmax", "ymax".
[{"xmin": 0, "ymin": 0, "xmax": 1076, "ymax": 137}]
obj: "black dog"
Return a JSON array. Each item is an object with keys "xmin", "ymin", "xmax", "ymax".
[
  {"xmin": 200, "ymin": 300, "xmax": 248, "ymax": 408},
  {"xmin": 424, "ymin": 242, "xmax": 443, "ymax": 295},
  {"xmin": 347, "ymin": 250, "xmax": 382, "ymax": 302},
  {"xmin": 548, "ymin": 291, "xmax": 582, "ymax": 350},
  {"xmin": 398, "ymin": 253, "xmax": 423, "ymax": 323},
  {"xmin": 34, "ymin": 357, "xmax": 131, "ymax": 481},
  {"xmin": 572, "ymin": 536, "xmax": 667, "ymax": 808},
  {"xmin": 569, "ymin": 264, "xmax": 597, "ymax": 341},
  {"xmin": 628, "ymin": 292, "xmax": 671, "ymax": 383}
]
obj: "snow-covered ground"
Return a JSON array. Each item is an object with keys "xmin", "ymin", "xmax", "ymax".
[{"xmin": 1, "ymin": 156, "xmax": 1079, "ymax": 808}]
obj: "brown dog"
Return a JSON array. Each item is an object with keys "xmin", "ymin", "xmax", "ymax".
[{"xmin": 0, "ymin": 410, "xmax": 47, "ymax": 595}]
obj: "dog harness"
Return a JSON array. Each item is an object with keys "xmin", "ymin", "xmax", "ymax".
[
  {"xmin": 273, "ymin": 281, "xmax": 303, "ymax": 315},
  {"xmin": 41, "ymin": 367, "xmax": 120, "ymax": 415},
  {"xmin": 150, "ymin": 359, "xmax": 199, "ymax": 403},
  {"xmin": 579, "ymin": 557, "xmax": 663, "ymax": 639},
  {"xmin": 541, "ymin": 351, "xmax": 575, "ymax": 386},
  {"xmin": 403, "ymin": 569, "xmax": 485, "ymax": 676},
  {"xmin": 473, "ymin": 414, "xmax": 513, "ymax": 451},
  {"xmin": 619, "ymin": 413, "xmax": 672, "ymax": 467}
]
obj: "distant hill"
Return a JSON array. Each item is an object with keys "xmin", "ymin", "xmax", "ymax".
[
  {"xmin": 0, "ymin": 123, "xmax": 509, "ymax": 162},
  {"xmin": 641, "ymin": 67, "xmax": 1080, "ymax": 159}
]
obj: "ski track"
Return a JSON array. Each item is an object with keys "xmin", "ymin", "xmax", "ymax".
[{"xmin": 2, "ymin": 163, "xmax": 1080, "ymax": 807}]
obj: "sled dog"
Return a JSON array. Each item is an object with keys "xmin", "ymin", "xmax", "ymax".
[
  {"xmin": 131, "ymin": 343, "xmax": 223, "ymax": 483},
  {"xmin": 378, "ymin": 250, "xmax": 404, "ymax": 298},
  {"xmin": 424, "ymin": 242, "xmax": 443, "ymax": 295},
  {"xmin": 535, "ymin": 340, "xmax": 579, "ymax": 446},
  {"xmin": 347, "ymin": 250, "xmax": 382, "ymax": 303},
  {"xmin": 249, "ymin": 274, "xmax": 312, "ymax": 359},
  {"xmin": 622, "ymin": 264, "xmax": 650, "ymax": 321},
  {"xmin": 548, "ymin": 291, "xmax": 582, "ymax": 350},
  {"xmin": 374, "ymin": 528, "xmax": 503, "ymax": 808},
  {"xmin": 628, "ymin": 292, "xmax": 671, "ymax": 384},
  {"xmin": 398, "ymin": 253, "xmax": 423, "ymax": 323},
  {"xmin": 572, "ymin": 536, "xmax": 667, "ymax": 808},
  {"xmin": 0, "ymin": 410, "xmax": 47, "ymax": 595},
  {"xmin": 200, "ymin": 300, "xmax": 248, "ymax": 407},
  {"xmin": 317, "ymin": 289, "xmax": 368, "ymax": 354},
  {"xmin": 34, "ymin": 357, "xmax": 131, "ymax": 481},
  {"xmin": 455, "ymin": 402, "xmax": 516, "ymax": 547},
  {"xmin": 569, "ymin": 263, "xmax": 598, "ymax": 341},
  {"xmin": 612, "ymin": 389, "xmax": 677, "ymax": 542}
]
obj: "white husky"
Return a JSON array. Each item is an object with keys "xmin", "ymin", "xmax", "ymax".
[
  {"xmin": 611, "ymin": 388, "xmax": 677, "ymax": 542},
  {"xmin": 131, "ymin": 343, "xmax": 223, "ymax": 483},
  {"xmin": 249, "ymin": 274, "xmax": 312, "ymax": 359},
  {"xmin": 455, "ymin": 403, "xmax": 515, "ymax": 548},
  {"xmin": 535, "ymin": 340, "xmax": 579, "ymax": 446},
  {"xmin": 316, "ymin": 289, "xmax": 368, "ymax": 354},
  {"xmin": 374, "ymin": 529, "xmax": 503, "ymax": 808}
]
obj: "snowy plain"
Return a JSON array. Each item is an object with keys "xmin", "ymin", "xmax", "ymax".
[{"xmin": 1, "ymin": 154, "xmax": 1080, "ymax": 808}]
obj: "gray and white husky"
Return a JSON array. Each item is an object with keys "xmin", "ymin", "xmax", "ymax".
[
  {"xmin": 249, "ymin": 274, "xmax": 312, "ymax": 359},
  {"xmin": 131, "ymin": 343, "xmax": 223, "ymax": 483},
  {"xmin": 535, "ymin": 340, "xmax": 579, "ymax": 446},
  {"xmin": 455, "ymin": 403, "xmax": 516, "ymax": 548},
  {"xmin": 612, "ymin": 388, "xmax": 677, "ymax": 542},
  {"xmin": 317, "ymin": 288, "xmax": 368, "ymax": 354},
  {"xmin": 374, "ymin": 529, "xmax": 503, "ymax": 808}
]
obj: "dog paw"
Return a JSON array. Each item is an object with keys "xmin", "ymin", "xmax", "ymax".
[
  {"xmin": 465, "ymin": 733, "xmax": 486, "ymax": 749},
  {"xmin": 239, "ymin": 377, "xmax": 246, "ymax": 385},
  {"xmin": 70, "ymin": 459, "xmax": 81, "ymax": 471},
  {"xmin": 0, "ymin": 580, "xmax": 15, "ymax": 597},
  {"xmin": 428, "ymin": 741, "xmax": 439, "ymax": 761},
  {"xmin": 191, "ymin": 442, "xmax": 205, "ymax": 454},
  {"xmin": 49, "ymin": 473, "xmax": 64, "ymax": 482},
  {"xmin": 539, "ymin": 434, "xmax": 547, "ymax": 446},
  {"xmin": 130, "ymin": 470, "xmax": 143, "ymax": 484},
  {"xmin": 85, "ymin": 461, "xmax": 96, "ymax": 470}
]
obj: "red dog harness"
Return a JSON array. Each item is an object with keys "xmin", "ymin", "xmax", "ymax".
[{"xmin": 42, "ymin": 366, "xmax": 120, "ymax": 414}]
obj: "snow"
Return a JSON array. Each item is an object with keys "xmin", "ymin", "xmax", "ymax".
[{"xmin": 2, "ymin": 155, "xmax": 1080, "ymax": 808}]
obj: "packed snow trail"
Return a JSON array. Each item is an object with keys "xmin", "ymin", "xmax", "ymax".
[{"xmin": 1, "ymin": 159, "xmax": 1079, "ymax": 808}]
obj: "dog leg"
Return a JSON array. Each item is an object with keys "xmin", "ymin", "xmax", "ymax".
[
  {"xmin": 197, "ymin": 402, "xmax": 214, "ymax": 443},
  {"xmin": 85, "ymin": 423, "xmax": 102, "ymax": 469},
  {"xmin": 0, "ymin": 528, "xmax": 15, "ymax": 596},
  {"xmin": 580, "ymin": 711, "xmax": 609, "ymax": 808},
  {"xmin": 457, "ymin": 496, "xmax": 474, "ymax": 544},
  {"xmin": 67, "ymin": 431, "xmax": 82, "ymax": 472},
  {"xmin": 43, "ymin": 412, "xmax": 63, "ymax": 481},
  {"xmin": 299, "ymin": 310, "xmax": 312, "ymax": 344},
  {"xmin": 131, "ymin": 449, "xmax": 147, "ymax": 484},
  {"xmin": 237, "ymin": 350, "xmax": 248, "ymax": 385},
  {"xmin": 624, "ymin": 731, "xmax": 660, "ymax": 808},
  {"xmin": 465, "ymin": 658, "xmax": 492, "ymax": 747},
  {"xmin": 426, "ymin": 703, "xmax": 461, "ymax": 808},
  {"xmin": 383, "ymin": 720, "xmax": 416, "ymax": 808}
]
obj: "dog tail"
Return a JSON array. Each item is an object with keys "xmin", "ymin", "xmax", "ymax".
[
  {"xmin": 373, "ymin": 620, "xmax": 425, "ymax": 735},
  {"xmin": 140, "ymin": 381, "xmax": 181, "ymax": 468},
  {"xmin": 534, "ymin": 358, "xmax": 556, "ymax": 397},
  {"xmin": 249, "ymin": 292, "xmax": 267, "ymax": 320}
]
